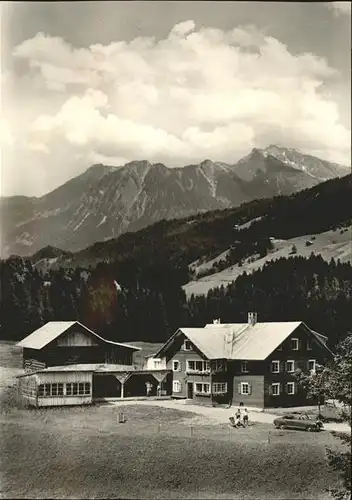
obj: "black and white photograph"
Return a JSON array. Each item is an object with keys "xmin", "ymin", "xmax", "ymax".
[{"xmin": 0, "ymin": 1, "xmax": 351, "ymax": 499}]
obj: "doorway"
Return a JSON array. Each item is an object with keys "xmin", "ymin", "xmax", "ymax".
[
  {"xmin": 93, "ymin": 374, "xmax": 121, "ymax": 399},
  {"xmin": 187, "ymin": 382, "xmax": 194, "ymax": 399}
]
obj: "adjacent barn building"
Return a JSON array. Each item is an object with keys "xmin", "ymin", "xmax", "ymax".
[
  {"xmin": 16, "ymin": 321, "xmax": 171, "ymax": 407},
  {"xmin": 17, "ymin": 321, "xmax": 139, "ymax": 370}
]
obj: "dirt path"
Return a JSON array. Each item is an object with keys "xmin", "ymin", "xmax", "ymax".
[{"xmin": 111, "ymin": 398, "xmax": 351, "ymax": 433}]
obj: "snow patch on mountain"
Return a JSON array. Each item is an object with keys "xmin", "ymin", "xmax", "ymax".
[
  {"xmin": 97, "ymin": 216, "xmax": 107, "ymax": 227},
  {"xmin": 73, "ymin": 212, "xmax": 90, "ymax": 231}
]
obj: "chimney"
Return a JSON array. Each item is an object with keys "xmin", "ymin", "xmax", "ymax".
[
  {"xmin": 213, "ymin": 318, "xmax": 221, "ymax": 325},
  {"xmin": 248, "ymin": 312, "xmax": 258, "ymax": 326}
]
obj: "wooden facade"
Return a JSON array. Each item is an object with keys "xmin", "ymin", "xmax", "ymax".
[
  {"xmin": 161, "ymin": 323, "xmax": 332, "ymax": 409},
  {"xmin": 18, "ymin": 368, "xmax": 171, "ymax": 407},
  {"xmin": 22, "ymin": 323, "xmax": 135, "ymax": 372},
  {"xmin": 19, "ymin": 371, "xmax": 93, "ymax": 407}
]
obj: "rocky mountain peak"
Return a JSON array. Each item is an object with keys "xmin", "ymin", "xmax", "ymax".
[{"xmin": 1, "ymin": 146, "xmax": 348, "ymax": 258}]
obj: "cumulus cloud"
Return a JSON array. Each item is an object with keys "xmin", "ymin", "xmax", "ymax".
[
  {"xmin": 2, "ymin": 20, "xmax": 351, "ymax": 195},
  {"xmin": 170, "ymin": 20, "xmax": 196, "ymax": 37}
]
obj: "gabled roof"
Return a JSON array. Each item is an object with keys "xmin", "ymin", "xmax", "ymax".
[
  {"xmin": 154, "ymin": 321, "xmax": 332, "ymax": 360},
  {"xmin": 16, "ymin": 321, "xmax": 141, "ymax": 351}
]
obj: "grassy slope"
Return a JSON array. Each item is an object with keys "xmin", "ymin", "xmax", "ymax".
[
  {"xmin": 185, "ymin": 225, "xmax": 352, "ymax": 297},
  {"xmin": 0, "ymin": 343, "xmax": 346, "ymax": 499},
  {"xmin": 54, "ymin": 173, "xmax": 352, "ymax": 271}
]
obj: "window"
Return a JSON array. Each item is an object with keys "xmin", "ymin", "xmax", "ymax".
[
  {"xmin": 212, "ymin": 382, "xmax": 227, "ymax": 394},
  {"xmin": 211, "ymin": 360, "xmax": 226, "ymax": 372},
  {"xmin": 307, "ymin": 339, "xmax": 312, "ymax": 351},
  {"xmin": 172, "ymin": 360, "xmax": 181, "ymax": 372},
  {"xmin": 187, "ymin": 360, "xmax": 195, "ymax": 371},
  {"xmin": 153, "ymin": 360, "xmax": 161, "ymax": 369},
  {"xmin": 271, "ymin": 383, "xmax": 280, "ymax": 396},
  {"xmin": 75, "ymin": 382, "xmax": 91, "ymax": 395},
  {"xmin": 241, "ymin": 361, "xmax": 248, "ymax": 373},
  {"xmin": 186, "ymin": 360, "xmax": 210, "ymax": 373},
  {"xmin": 291, "ymin": 338, "xmax": 299, "ymax": 350},
  {"xmin": 173, "ymin": 380, "xmax": 181, "ymax": 393},
  {"xmin": 66, "ymin": 382, "xmax": 85, "ymax": 396},
  {"xmin": 286, "ymin": 382, "xmax": 295, "ymax": 395},
  {"xmin": 194, "ymin": 383, "xmax": 210, "ymax": 395},
  {"xmin": 240, "ymin": 382, "xmax": 252, "ymax": 395},
  {"xmin": 38, "ymin": 383, "xmax": 64, "ymax": 397},
  {"xmin": 183, "ymin": 340, "xmax": 192, "ymax": 351},
  {"xmin": 286, "ymin": 360, "xmax": 295, "ymax": 373},
  {"xmin": 271, "ymin": 360, "xmax": 280, "ymax": 373},
  {"xmin": 308, "ymin": 359, "xmax": 316, "ymax": 373}
]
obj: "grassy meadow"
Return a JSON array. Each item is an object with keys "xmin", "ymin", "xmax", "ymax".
[{"xmin": 0, "ymin": 342, "xmax": 347, "ymax": 499}]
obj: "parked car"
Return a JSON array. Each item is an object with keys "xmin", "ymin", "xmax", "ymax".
[{"xmin": 273, "ymin": 414, "xmax": 324, "ymax": 432}]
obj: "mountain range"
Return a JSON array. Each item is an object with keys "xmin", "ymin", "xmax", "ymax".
[{"xmin": 0, "ymin": 145, "xmax": 348, "ymax": 257}]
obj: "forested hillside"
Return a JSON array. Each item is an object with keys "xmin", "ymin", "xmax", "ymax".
[
  {"xmin": 1, "ymin": 254, "xmax": 351, "ymax": 349},
  {"xmin": 1, "ymin": 174, "xmax": 351, "ymax": 348},
  {"xmin": 37, "ymin": 173, "xmax": 351, "ymax": 272}
]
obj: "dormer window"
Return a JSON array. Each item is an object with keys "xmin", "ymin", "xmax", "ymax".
[{"xmin": 183, "ymin": 340, "xmax": 192, "ymax": 351}]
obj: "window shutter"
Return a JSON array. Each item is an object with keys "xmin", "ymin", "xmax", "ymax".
[
  {"xmin": 279, "ymin": 383, "xmax": 282, "ymax": 395},
  {"xmin": 284, "ymin": 383, "xmax": 288, "ymax": 394},
  {"xmin": 178, "ymin": 362, "xmax": 182, "ymax": 372},
  {"xmin": 238, "ymin": 383, "xmax": 241, "ymax": 395},
  {"xmin": 269, "ymin": 384, "xmax": 272, "ymax": 395},
  {"xmin": 248, "ymin": 384, "xmax": 252, "ymax": 395}
]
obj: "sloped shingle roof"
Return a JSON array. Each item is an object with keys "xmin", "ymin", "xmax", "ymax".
[
  {"xmin": 16, "ymin": 321, "xmax": 140, "ymax": 351},
  {"xmin": 156, "ymin": 321, "xmax": 331, "ymax": 360}
]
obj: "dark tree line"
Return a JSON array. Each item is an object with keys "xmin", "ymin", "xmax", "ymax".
[{"xmin": 1, "ymin": 253, "xmax": 351, "ymax": 348}]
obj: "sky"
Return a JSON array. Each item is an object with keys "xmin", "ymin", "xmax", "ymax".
[{"xmin": 0, "ymin": 1, "xmax": 351, "ymax": 197}]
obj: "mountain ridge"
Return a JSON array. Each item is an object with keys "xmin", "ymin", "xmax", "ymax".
[
  {"xmin": 27, "ymin": 172, "xmax": 352, "ymax": 275},
  {"xmin": 1, "ymin": 145, "xmax": 349, "ymax": 257}
]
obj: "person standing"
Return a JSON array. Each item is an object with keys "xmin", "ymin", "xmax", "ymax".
[
  {"xmin": 239, "ymin": 402, "xmax": 245, "ymax": 425},
  {"xmin": 145, "ymin": 381, "xmax": 152, "ymax": 397},
  {"xmin": 243, "ymin": 408, "xmax": 249, "ymax": 426}
]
